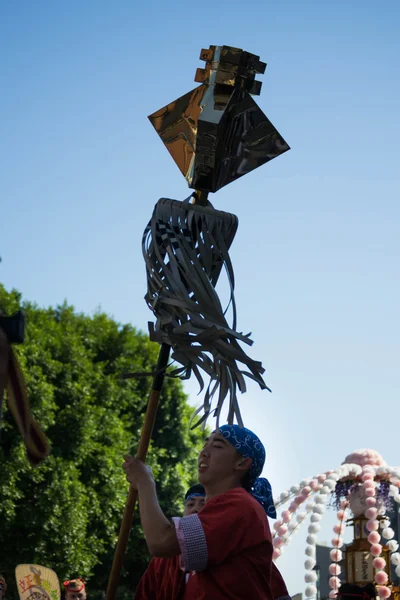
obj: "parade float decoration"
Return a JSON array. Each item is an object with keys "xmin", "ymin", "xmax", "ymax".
[
  {"xmin": 272, "ymin": 449, "xmax": 400, "ymax": 599},
  {"xmin": 106, "ymin": 45, "xmax": 290, "ymax": 600}
]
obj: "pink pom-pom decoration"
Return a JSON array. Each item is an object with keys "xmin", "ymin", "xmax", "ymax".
[
  {"xmin": 367, "ymin": 519, "xmax": 379, "ymax": 532},
  {"xmin": 365, "ymin": 507, "xmax": 378, "ymax": 519},
  {"xmin": 329, "ymin": 592, "xmax": 337, "ymax": 599},
  {"xmin": 289, "ymin": 502, "xmax": 297, "ymax": 512},
  {"xmin": 274, "ymin": 520, "xmax": 282, "ymax": 531},
  {"xmin": 329, "ymin": 564, "xmax": 341, "ymax": 576},
  {"xmin": 330, "ymin": 549, "xmax": 342, "ymax": 562},
  {"xmin": 370, "ymin": 543, "xmax": 383, "ymax": 557},
  {"xmin": 318, "ymin": 474, "xmax": 327, "ymax": 482},
  {"xmin": 273, "ymin": 536, "xmax": 284, "ymax": 548},
  {"xmin": 365, "ymin": 487, "xmax": 376, "ymax": 497},
  {"xmin": 277, "ymin": 525, "xmax": 288, "ymax": 536},
  {"xmin": 329, "ymin": 577, "xmax": 340, "ymax": 590},
  {"xmin": 378, "ymin": 587, "xmax": 391, "ymax": 599},
  {"xmin": 368, "ymin": 531, "xmax": 380, "ymax": 544},
  {"xmin": 281, "ymin": 510, "xmax": 291, "ymax": 523},
  {"xmin": 302, "ymin": 486, "xmax": 312, "ymax": 497},
  {"xmin": 373, "ymin": 557, "xmax": 386, "ymax": 570},
  {"xmin": 333, "ymin": 524, "xmax": 342, "ymax": 535},
  {"xmin": 362, "ymin": 473, "xmax": 374, "ymax": 481},
  {"xmin": 310, "ymin": 479, "xmax": 319, "ymax": 490},
  {"xmin": 337, "ymin": 510, "xmax": 345, "ymax": 520},
  {"xmin": 375, "ymin": 571, "xmax": 388, "ymax": 585},
  {"xmin": 273, "ymin": 548, "xmax": 281, "ymax": 560},
  {"xmin": 366, "ymin": 497, "xmax": 377, "ymax": 507},
  {"xmin": 343, "ymin": 449, "xmax": 386, "ymax": 468},
  {"xmin": 332, "ymin": 537, "xmax": 344, "ymax": 548}
]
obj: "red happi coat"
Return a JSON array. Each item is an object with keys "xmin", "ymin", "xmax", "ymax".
[
  {"xmin": 134, "ymin": 556, "xmax": 185, "ymax": 599},
  {"xmin": 134, "ymin": 488, "xmax": 289, "ymax": 600}
]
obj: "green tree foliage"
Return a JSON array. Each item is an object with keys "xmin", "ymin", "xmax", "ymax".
[{"xmin": 0, "ymin": 285, "xmax": 205, "ymax": 599}]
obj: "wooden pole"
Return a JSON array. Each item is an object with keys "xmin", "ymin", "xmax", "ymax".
[{"xmin": 105, "ymin": 342, "xmax": 171, "ymax": 600}]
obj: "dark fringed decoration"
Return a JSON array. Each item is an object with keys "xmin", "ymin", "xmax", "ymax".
[
  {"xmin": 377, "ymin": 480, "xmax": 393, "ymax": 513},
  {"xmin": 330, "ymin": 479, "xmax": 393, "ymax": 513},
  {"xmin": 331, "ymin": 480, "xmax": 356, "ymax": 510},
  {"xmin": 142, "ymin": 195, "xmax": 269, "ymax": 428}
]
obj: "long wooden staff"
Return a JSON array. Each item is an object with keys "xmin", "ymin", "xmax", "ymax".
[
  {"xmin": 105, "ymin": 342, "xmax": 170, "ymax": 600},
  {"xmin": 106, "ymin": 42, "xmax": 289, "ymax": 600}
]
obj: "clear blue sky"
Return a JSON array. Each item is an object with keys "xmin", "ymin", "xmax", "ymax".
[{"xmin": 1, "ymin": 0, "xmax": 400, "ymax": 593}]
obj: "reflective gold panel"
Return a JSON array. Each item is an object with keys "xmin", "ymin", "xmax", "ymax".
[{"xmin": 148, "ymin": 45, "xmax": 290, "ymax": 193}]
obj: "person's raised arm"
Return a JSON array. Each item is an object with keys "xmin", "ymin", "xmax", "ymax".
[{"xmin": 122, "ymin": 455, "xmax": 180, "ymax": 558}]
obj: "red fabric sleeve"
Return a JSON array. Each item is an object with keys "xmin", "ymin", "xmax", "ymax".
[
  {"xmin": 198, "ymin": 488, "xmax": 272, "ymax": 566},
  {"xmin": 134, "ymin": 558, "xmax": 160, "ymax": 599}
]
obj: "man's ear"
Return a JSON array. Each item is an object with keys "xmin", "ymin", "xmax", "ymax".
[{"xmin": 235, "ymin": 456, "xmax": 252, "ymax": 473}]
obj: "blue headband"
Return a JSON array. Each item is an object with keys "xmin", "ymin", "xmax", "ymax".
[
  {"xmin": 185, "ymin": 493, "xmax": 205, "ymax": 501},
  {"xmin": 216, "ymin": 424, "xmax": 277, "ymax": 519}
]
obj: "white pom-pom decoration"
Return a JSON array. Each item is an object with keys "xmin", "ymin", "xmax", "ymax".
[
  {"xmin": 297, "ymin": 512, "xmax": 307, "ymax": 522},
  {"xmin": 313, "ymin": 504, "xmax": 324, "ymax": 514},
  {"xmin": 307, "ymin": 534, "xmax": 317, "ymax": 545},
  {"xmin": 280, "ymin": 491, "xmax": 290, "ymax": 501},
  {"xmin": 308, "ymin": 523, "xmax": 321, "ymax": 534},
  {"xmin": 306, "ymin": 501, "xmax": 316, "ymax": 511},
  {"xmin": 320, "ymin": 486, "xmax": 331, "ymax": 495},
  {"xmin": 291, "ymin": 485, "xmax": 300, "ymax": 493},
  {"xmin": 301, "ymin": 479, "xmax": 312, "ymax": 487},
  {"xmin": 305, "ymin": 545, "xmax": 316, "ymax": 557},
  {"xmin": 396, "ymin": 565, "xmax": 400, "ymax": 578},
  {"xmin": 394, "ymin": 495, "xmax": 400, "ymax": 504},
  {"xmin": 288, "ymin": 522, "xmax": 297, "ymax": 532},
  {"xmin": 380, "ymin": 519, "xmax": 390, "ymax": 529},
  {"xmin": 315, "ymin": 495, "xmax": 325, "ymax": 504},
  {"xmin": 311, "ymin": 513, "xmax": 322, "ymax": 522},
  {"xmin": 382, "ymin": 527, "xmax": 395, "ymax": 540},
  {"xmin": 389, "ymin": 485, "xmax": 399, "ymax": 497},
  {"xmin": 305, "ymin": 585, "xmax": 317, "ymax": 598},
  {"xmin": 391, "ymin": 552, "xmax": 400, "ymax": 566},
  {"xmin": 305, "ymin": 558, "xmax": 316, "ymax": 570},
  {"xmin": 324, "ymin": 479, "xmax": 336, "ymax": 490},
  {"xmin": 388, "ymin": 540, "xmax": 399, "ymax": 552},
  {"xmin": 305, "ymin": 571, "xmax": 318, "ymax": 583}
]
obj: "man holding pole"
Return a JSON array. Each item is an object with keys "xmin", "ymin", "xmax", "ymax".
[{"xmin": 123, "ymin": 425, "xmax": 290, "ymax": 600}]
